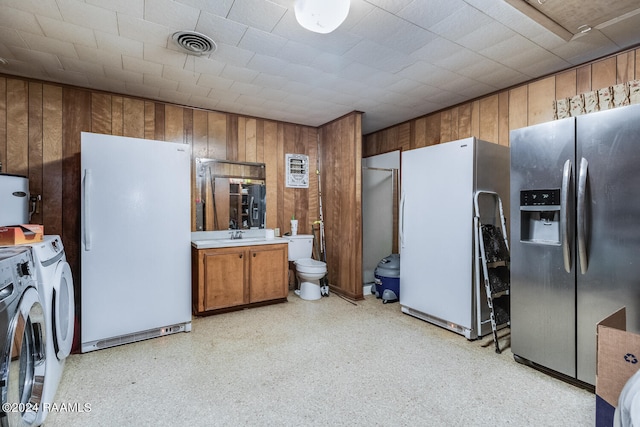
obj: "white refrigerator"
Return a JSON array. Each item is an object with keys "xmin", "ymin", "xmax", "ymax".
[
  {"xmin": 80, "ymin": 132, "xmax": 192, "ymax": 353},
  {"xmin": 399, "ymin": 137, "xmax": 509, "ymax": 339}
]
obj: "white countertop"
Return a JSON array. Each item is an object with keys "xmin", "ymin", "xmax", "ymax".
[{"xmin": 191, "ymin": 230, "xmax": 288, "ymax": 249}]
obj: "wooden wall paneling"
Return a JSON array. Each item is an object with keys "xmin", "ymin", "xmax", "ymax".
[
  {"xmin": 154, "ymin": 103, "xmax": 165, "ymax": 141},
  {"xmin": 0, "ymin": 78, "xmax": 5, "ymax": 169},
  {"xmin": 276, "ymin": 123, "xmax": 285, "ymax": 234},
  {"xmin": 352, "ymin": 113, "xmax": 363, "ymax": 298},
  {"xmin": 617, "ymin": 50, "xmax": 635, "ymax": 84},
  {"xmin": 6, "ymin": 79, "xmax": 29, "ymax": 176},
  {"xmin": 123, "ymin": 98, "xmax": 145, "ymax": 139},
  {"xmin": 42, "ymin": 84, "xmax": 63, "ymax": 235},
  {"xmin": 440, "ymin": 109, "xmax": 453, "ymax": 143},
  {"xmin": 255, "ymin": 120, "xmax": 264, "ymax": 164},
  {"xmin": 28, "ymin": 82, "xmax": 44, "ymax": 226},
  {"xmin": 245, "ymin": 118, "xmax": 257, "ymax": 163},
  {"xmin": 457, "ymin": 103, "xmax": 471, "ymax": 139},
  {"xmin": 207, "ymin": 111, "xmax": 226, "ymax": 159},
  {"xmin": 62, "ymin": 87, "xmax": 91, "ymax": 290},
  {"xmin": 183, "ymin": 108, "xmax": 193, "ymax": 148},
  {"xmin": 425, "ymin": 113, "xmax": 441, "ymax": 146},
  {"xmin": 144, "ymin": 101, "xmax": 155, "ymax": 140},
  {"xmin": 411, "ymin": 117, "xmax": 426, "ymax": 149},
  {"xmin": 576, "ymin": 65, "xmax": 592, "ymax": 93},
  {"xmin": 555, "ymin": 70, "xmax": 577, "ymax": 99},
  {"xmin": 293, "ymin": 129, "xmax": 309, "ymax": 235},
  {"xmin": 282, "ymin": 124, "xmax": 296, "ymax": 233},
  {"xmin": 508, "ymin": 86, "xmax": 528, "ymax": 132},
  {"xmin": 470, "ymin": 100, "xmax": 480, "ymax": 138},
  {"xmin": 236, "ymin": 116, "xmax": 247, "ymax": 162},
  {"xmin": 498, "ymin": 91, "xmax": 509, "ymax": 146},
  {"xmin": 450, "ymin": 107, "xmax": 459, "ymax": 141},
  {"xmin": 307, "ymin": 128, "xmax": 319, "ymax": 228},
  {"xmin": 226, "ymin": 115, "xmax": 238, "ymax": 161},
  {"xmin": 636, "ymin": 48, "xmax": 640, "ymax": 79},
  {"xmin": 192, "ymin": 110, "xmax": 208, "ymax": 160},
  {"xmin": 397, "ymin": 122, "xmax": 410, "ymax": 152},
  {"xmin": 164, "ymin": 105, "xmax": 184, "ymax": 143},
  {"xmin": 91, "ymin": 93, "xmax": 111, "ymax": 134},
  {"xmin": 527, "ymin": 77, "xmax": 555, "ymax": 126},
  {"xmin": 591, "ymin": 57, "xmax": 617, "ymax": 89},
  {"xmin": 479, "ymin": 95, "xmax": 499, "ymax": 144},
  {"xmin": 264, "ymin": 120, "xmax": 278, "ymax": 230},
  {"xmin": 111, "ymin": 96, "xmax": 123, "ymax": 136}
]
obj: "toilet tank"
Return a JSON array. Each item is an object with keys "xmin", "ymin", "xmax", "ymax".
[{"xmin": 286, "ymin": 234, "xmax": 314, "ymax": 261}]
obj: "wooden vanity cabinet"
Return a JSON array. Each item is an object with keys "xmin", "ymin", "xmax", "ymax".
[{"xmin": 192, "ymin": 243, "xmax": 288, "ymax": 315}]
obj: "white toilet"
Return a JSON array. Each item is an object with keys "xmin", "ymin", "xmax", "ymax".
[{"xmin": 287, "ymin": 234, "xmax": 327, "ymax": 301}]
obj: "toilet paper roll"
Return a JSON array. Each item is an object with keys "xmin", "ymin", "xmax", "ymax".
[
  {"xmin": 265, "ymin": 229, "xmax": 275, "ymax": 240},
  {"xmin": 291, "ymin": 220, "xmax": 298, "ymax": 236}
]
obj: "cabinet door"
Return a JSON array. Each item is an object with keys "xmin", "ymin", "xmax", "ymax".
[
  {"xmin": 203, "ymin": 248, "xmax": 247, "ymax": 310},
  {"xmin": 249, "ymin": 245, "xmax": 287, "ymax": 303}
]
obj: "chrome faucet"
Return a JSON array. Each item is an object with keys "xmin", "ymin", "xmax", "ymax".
[{"xmin": 229, "ymin": 230, "xmax": 244, "ymax": 240}]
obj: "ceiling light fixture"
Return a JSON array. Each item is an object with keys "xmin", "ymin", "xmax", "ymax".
[{"xmin": 294, "ymin": 0, "xmax": 350, "ymax": 34}]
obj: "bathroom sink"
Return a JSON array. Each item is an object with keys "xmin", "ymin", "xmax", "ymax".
[{"xmin": 191, "ymin": 236, "xmax": 284, "ymax": 249}]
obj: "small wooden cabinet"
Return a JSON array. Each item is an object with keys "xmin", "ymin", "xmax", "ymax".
[{"xmin": 192, "ymin": 243, "xmax": 288, "ymax": 315}]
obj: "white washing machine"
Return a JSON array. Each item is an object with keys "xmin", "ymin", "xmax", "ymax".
[
  {"xmin": 0, "ymin": 246, "xmax": 46, "ymax": 427},
  {"xmin": 23, "ymin": 236, "xmax": 75, "ymax": 426}
]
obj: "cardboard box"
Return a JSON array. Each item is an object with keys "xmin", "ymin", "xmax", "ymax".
[
  {"xmin": 0, "ymin": 224, "xmax": 44, "ymax": 245},
  {"xmin": 596, "ymin": 307, "xmax": 640, "ymax": 426}
]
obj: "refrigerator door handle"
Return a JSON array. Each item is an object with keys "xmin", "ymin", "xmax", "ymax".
[
  {"xmin": 399, "ymin": 191, "xmax": 406, "ymax": 249},
  {"xmin": 83, "ymin": 169, "xmax": 92, "ymax": 251},
  {"xmin": 561, "ymin": 159, "xmax": 572, "ymax": 273},
  {"xmin": 577, "ymin": 157, "xmax": 589, "ymax": 274}
]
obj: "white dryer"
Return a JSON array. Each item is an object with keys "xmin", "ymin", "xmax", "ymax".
[
  {"xmin": 0, "ymin": 246, "xmax": 46, "ymax": 427},
  {"xmin": 26, "ymin": 235, "xmax": 75, "ymax": 426}
]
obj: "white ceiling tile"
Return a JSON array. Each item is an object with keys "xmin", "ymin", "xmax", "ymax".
[
  {"xmin": 86, "ymin": 0, "xmax": 144, "ymax": 17},
  {"xmin": 253, "ymin": 73, "xmax": 289, "ymax": 90},
  {"xmin": 37, "ymin": 15, "xmax": 97, "ymax": 49},
  {"xmin": 277, "ymin": 40, "xmax": 322, "ymax": 66},
  {"xmin": 196, "ymin": 12, "xmax": 248, "ymax": 47},
  {"xmin": 103, "ymin": 66, "xmax": 143, "ymax": 84},
  {"xmin": 227, "ymin": 0, "xmax": 287, "ymax": 32},
  {"xmin": 229, "ymin": 81, "xmax": 262, "ymax": 96},
  {"xmin": 206, "ymin": 44, "xmax": 254, "ymax": 67},
  {"xmin": 162, "ymin": 64, "xmax": 200, "ymax": 84},
  {"xmin": 175, "ymin": 0, "xmax": 234, "ymax": 18},
  {"xmin": 365, "ymin": 0, "xmax": 415, "ymax": 14},
  {"xmin": 158, "ymin": 88, "xmax": 191, "ymax": 105},
  {"xmin": 0, "ymin": 27, "xmax": 30, "ymax": 50},
  {"xmin": 123, "ymin": 56, "xmax": 163, "ymax": 76},
  {"xmin": 343, "ymin": 39, "xmax": 414, "ymax": 73},
  {"xmin": 18, "ymin": 32, "xmax": 78, "ymax": 58},
  {"xmin": 193, "ymin": 56, "xmax": 226, "ymax": 76},
  {"xmin": 0, "ymin": 7, "xmax": 45, "ymax": 35},
  {"xmin": 396, "ymin": 61, "xmax": 445, "ymax": 85},
  {"xmin": 56, "ymin": 0, "xmax": 119, "ymax": 35},
  {"xmin": 456, "ymin": 21, "xmax": 517, "ymax": 52},
  {"xmin": 398, "ymin": 0, "xmax": 467, "ymax": 29},
  {"xmin": 310, "ymin": 52, "xmax": 349, "ymax": 74},
  {"xmin": 143, "ymin": 0, "xmax": 200, "ymax": 31},
  {"xmin": 125, "ymin": 81, "xmax": 161, "ymax": 98},
  {"xmin": 75, "ymin": 45, "xmax": 123, "ymax": 67},
  {"xmin": 1, "ymin": 0, "xmax": 61, "ymax": 20},
  {"xmin": 196, "ymin": 74, "xmax": 234, "ymax": 91},
  {"xmin": 220, "ymin": 64, "xmax": 259, "ymax": 83},
  {"xmin": 58, "ymin": 56, "xmax": 105, "ymax": 76},
  {"xmin": 95, "ymin": 31, "xmax": 143, "ymax": 58},
  {"xmin": 410, "ymin": 37, "xmax": 465, "ymax": 63},
  {"xmin": 44, "ymin": 68, "xmax": 90, "ymax": 86},
  {"xmin": 144, "ymin": 44, "xmax": 186, "ymax": 68},
  {"xmin": 434, "ymin": 49, "xmax": 486, "ymax": 73},
  {"xmin": 429, "ymin": 4, "xmax": 494, "ymax": 40},
  {"xmin": 599, "ymin": 12, "xmax": 640, "ymax": 48},
  {"xmin": 118, "ymin": 14, "xmax": 173, "ymax": 49},
  {"xmin": 144, "ymin": 74, "xmax": 179, "ymax": 90},
  {"xmin": 8, "ymin": 46, "xmax": 62, "ymax": 70},
  {"xmin": 238, "ymin": 28, "xmax": 287, "ymax": 57}
]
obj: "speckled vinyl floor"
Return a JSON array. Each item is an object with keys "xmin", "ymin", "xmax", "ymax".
[{"xmin": 44, "ymin": 292, "xmax": 594, "ymax": 426}]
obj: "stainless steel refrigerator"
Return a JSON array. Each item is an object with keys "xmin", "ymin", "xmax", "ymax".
[
  {"xmin": 510, "ymin": 103, "xmax": 640, "ymax": 386},
  {"xmin": 400, "ymin": 137, "xmax": 509, "ymax": 339}
]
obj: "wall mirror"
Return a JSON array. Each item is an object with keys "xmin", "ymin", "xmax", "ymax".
[{"xmin": 195, "ymin": 158, "xmax": 266, "ymax": 231}]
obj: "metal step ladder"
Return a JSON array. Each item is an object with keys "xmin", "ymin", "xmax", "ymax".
[{"xmin": 474, "ymin": 191, "xmax": 510, "ymax": 354}]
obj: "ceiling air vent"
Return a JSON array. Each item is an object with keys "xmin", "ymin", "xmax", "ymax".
[{"xmin": 171, "ymin": 31, "xmax": 217, "ymax": 56}]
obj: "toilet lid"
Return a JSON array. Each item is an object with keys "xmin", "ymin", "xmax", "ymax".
[{"xmin": 295, "ymin": 258, "xmax": 325, "ymax": 268}]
